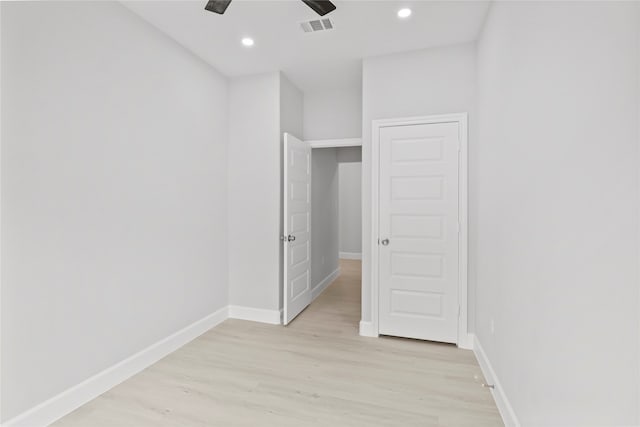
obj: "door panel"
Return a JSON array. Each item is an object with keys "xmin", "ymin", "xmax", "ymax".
[
  {"xmin": 378, "ymin": 122, "xmax": 460, "ymax": 343},
  {"xmin": 283, "ymin": 133, "xmax": 312, "ymax": 325}
]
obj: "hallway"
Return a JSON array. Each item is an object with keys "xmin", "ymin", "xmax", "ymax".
[
  {"xmin": 287, "ymin": 259, "xmax": 362, "ymax": 336},
  {"xmin": 56, "ymin": 260, "xmax": 501, "ymax": 427}
]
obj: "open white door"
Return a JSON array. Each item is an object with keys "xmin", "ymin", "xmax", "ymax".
[{"xmin": 283, "ymin": 133, "xmax": 312, "ymax": 325}]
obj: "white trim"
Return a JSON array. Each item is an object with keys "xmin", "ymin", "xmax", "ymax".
[
  {"xmin": 472, "ymin": 334, "xmax": 520, "ymax": 427},
  {"xmin": 457, "ymin": 333, "xmax": 474, "ymax": 350},
  {"xmin": 358, "ymin": 320, "xmax": 377, "ymax": 337},
  {"xmin": 311, "ymin": 268, "xmax": 340, "ymax": 301},
  {"xmin": 228, "ymin": 305, "xmax": 282, "ymax": 325},
  {"xmin": 339, "ymin": 252, "xmax": 362, "ymax": 260},
  {"xmin": 368, "ymin": 113, "xmax": 469, "ymax": 347},
  {"xmin": 3, "ymin": 307, "xmax": 229, "ymax": 427},
  {"xmin": 307, "ymin": 138, "xmax": 362, "ymax": 149},
  {"xmin": 457, "ymin": 115, "xmax": 469, "ymax": 346}
]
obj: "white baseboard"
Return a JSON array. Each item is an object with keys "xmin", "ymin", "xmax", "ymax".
[
  {"xmin": 339, "ymin": 252, "xmax": 362, "ymax": 260},
  {"xmin": 228, "ymin": 305, "xmax": 281, "ymax": 325},
  {"xmin": 472, "ymin": 334, "xmax": 520, "ymax": 427},
  {"xmin": 311, "ymin": 268, "xmax": 340, "ymax": 301},
  {"xmin": 3, "ymin": 307, "xmax": 229, "ymax": 427},
  {"xmin": 457, "ymin": 332, "xmax": 474, "ymax": 350},
  {"xmin": 359, "ymin": 320, "xmax": 377, "ymax": 337}
]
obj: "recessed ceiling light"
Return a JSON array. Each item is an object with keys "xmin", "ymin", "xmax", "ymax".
[
  {"xmin": 241, "ymin": 37, "xmax": 254, "ymax": 47},
  {"xmin": 397, "ymin": 8, "xmax": 412, "ymax": 19}
]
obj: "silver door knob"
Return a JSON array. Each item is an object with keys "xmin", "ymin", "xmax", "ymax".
[
  {"xmin": 381, "ymin": 238, "xmax": 389, "ymax": 246},
  {"xmin": 287, "ymin": 235, "xmax": 296, "ymax": 242}
]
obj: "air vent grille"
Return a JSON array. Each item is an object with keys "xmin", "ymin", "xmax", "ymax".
[
  {"xmin": 310, "ymin": 20, "xmax": 323, "ymax": 31},
  {"xmin": 300, "ymin": 18, "xmax": 334, "ymax": 33}
]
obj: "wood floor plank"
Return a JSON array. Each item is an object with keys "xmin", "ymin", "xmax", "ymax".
[{"xmin": 55, "ymin": 260, "xmax": 502, "ymax": 426}]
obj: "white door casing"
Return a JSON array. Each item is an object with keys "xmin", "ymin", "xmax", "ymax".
[
  {"xmin": 369, "ymin": 114, "xmax": 469, "ymax": 347},
  {"xmin": 283, "ymin": 133, "xmax": 312, "ymax": 325}
]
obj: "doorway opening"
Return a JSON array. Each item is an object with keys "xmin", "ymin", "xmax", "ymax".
[{"xmin": 283, "ymin": 138, "xmax": 362, "ymax": 333}]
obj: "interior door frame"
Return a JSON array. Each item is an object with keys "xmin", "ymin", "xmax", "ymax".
[{"xmin": 369, "ymin": 113, "xmax": 470, "ymax": 349}]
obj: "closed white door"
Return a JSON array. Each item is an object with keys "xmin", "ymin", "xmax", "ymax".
[
  {"xmin": 378, "ymin": 122, "xmax": 460, "ymax": 343},
  {"xmin": 283, "ymin": 133, "xmax": 312, "ymax": 325}
]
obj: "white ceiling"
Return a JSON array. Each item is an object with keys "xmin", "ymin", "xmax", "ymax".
[{"xmin": 123, "ymin": 0, "xmax": 490, "ymax": 93}]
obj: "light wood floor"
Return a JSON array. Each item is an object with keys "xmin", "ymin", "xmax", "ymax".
[{"xmin": 55, "ymin": 260, "xmax": 502, "ymax": 427}]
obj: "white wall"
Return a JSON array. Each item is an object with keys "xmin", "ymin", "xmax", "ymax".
[
  {"xmin": 304, "ymin": 87, "xmax": 361, "ymax": 283},
  {"xmin": 311, "ymin": 148, "xmax": 340, "ymax": 288},
  {"xmin": 1, "ymin": 1, "xmax": 229, "ymax": 421},
  {"xmin": 280, "ymin": 74, "xmax": 304, "ymax": 141},
  {"xmin": 228, "ymin": 72, "xmax": 303, "ymax": 314},
  {"xmin": 361, "ymin": 43, "xmax": 476, "ymax": 328},
  {"xmin": 279, "ymin": 73, "xmax": 304, "ymax": 308},
  {"xmin": 228, "ymin": 72, "xmax": 280, "ymax": 312},
  {"xmin": 337, "ymin": 146, "xmax": 362, "ymax": 163},
  {"xmin": 338, "ymin": 161, "xmax": 362, "ymax": 256},
  {"xmin": 304, "ymin": 87, "xmax": 362, "ymax": 140},
  {"xmin": 476, "ymin": 2, "xmax": 640, "ymax": 425}
]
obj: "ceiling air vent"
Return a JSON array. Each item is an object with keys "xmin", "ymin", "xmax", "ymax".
[{"xmin": 300, "ymin": 18, "xmax": 334, "ymax": 33}]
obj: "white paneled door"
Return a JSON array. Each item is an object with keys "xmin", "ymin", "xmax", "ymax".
[
  {"xmin": 283, "ymin": 133, "xmax": 312, "ymax": 325},
  {"xmin": 378, "ymin": 122, "xmax": 461, "ymax": 343}
]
